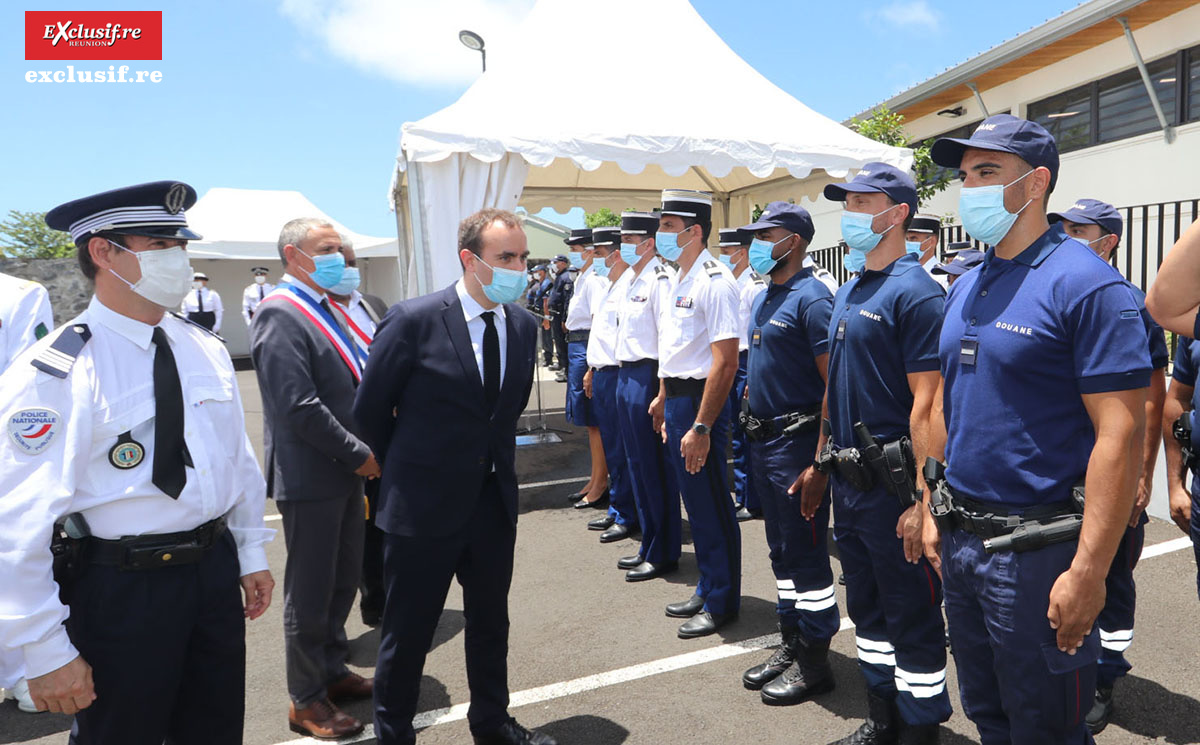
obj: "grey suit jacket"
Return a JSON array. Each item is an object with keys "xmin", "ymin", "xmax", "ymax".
[{"xmin": 249, "ymin": 287, "xmax": 370, "ymax": 501}]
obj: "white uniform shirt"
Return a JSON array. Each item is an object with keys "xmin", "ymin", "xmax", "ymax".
[
  {"xmin": 921, "ymin": 256, "xmax": 949, "ymax": 289},
  {"xmin": 0, "ymin": 296, "xmax": 273, "ymax": 680},
  {"xmin": 658, "ymin": 257, "xmax": 741, "ymax": 380},
  {"xmin": 803, "ymin": 256, "xmax": 839, "ymax": 295},
  {"xmin": 616, "ymin": 258, "xmax": 674, "ymax": 363},
  {"xmin": 455, "ymin": 279, "xmax": 508, "ymax": 383},
  {"xmin": 564, "ymin": 265, "xmax": 603, "ymax": 332},
  {"xmin": 0, "ymin": 272, "xmax": 54, "ymax": 372},
  {"xmin": 735, "ymin": 269, "xmax": 768, "ymax": 353},
  {"xmin": 340, "ymin": 290, "xmax": 377, "ymax": 339},
  {"xmin": 181, "ymin": 286, "xmax": 224, "ymax": 333},
  {"xmin": 242, "ymin": 281, "xmax": 276, "ymax": 325},
  {"xmin": 586, "ymin": 268, "xmax": 633, "ymax": 368}
]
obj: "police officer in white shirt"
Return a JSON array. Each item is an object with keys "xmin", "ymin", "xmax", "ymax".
[
  {"xmin": 0, "ymin": 272, "xmax": 54, "ymax": 372},
  {"xmin": 181, "ymin": 271, "xmax": 224, "ymax": 333},
  {"xmin": 0, "ymin": 181, "xmax": 275, "ymax": 743},
  {"xmin": 904, "ymin": 214, "xmax": 946, "ymax": 289},
  {"xmin": 242, "ymin": 266, "xmax": 275, "ymax": 325},
  {"xmin": 652, "ymin": 189, "xmax": 743, "ymax": 639}
]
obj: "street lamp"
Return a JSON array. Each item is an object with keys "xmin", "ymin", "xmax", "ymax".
[{"xmin": 459, "ymin": 29, "xmax": 486, "ymax": 72}]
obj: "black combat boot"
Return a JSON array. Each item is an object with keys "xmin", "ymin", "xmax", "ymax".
[
  {"xmin": 760, "ymin": 633, "xmax": 835, "ymax": 705},
  {"xmin": 1086, "ymin": 683, "xmax": 1114, "ymax": 735},
  {"xmin": 742, "ymin": 625, "xmax": 797, "ymax": 690},
  {"xmin": 827, "ymin": 692, "xmax": 899, "ymax": 745},
  {"xmin": 897, "ymin": 723, "xmax": 940, "ymax": 744}
]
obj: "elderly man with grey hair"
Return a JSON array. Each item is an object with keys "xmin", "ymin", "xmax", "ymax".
[{"xmin": 250, "ymin": 217, "xmax": 381, "ymax": 739}]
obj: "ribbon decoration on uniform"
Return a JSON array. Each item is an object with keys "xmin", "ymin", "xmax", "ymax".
[{"xmin": 260, "ymin": 284, "xmax": 363, "ymax": 382}]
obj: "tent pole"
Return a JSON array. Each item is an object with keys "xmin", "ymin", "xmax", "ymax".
[
  {"xmin": 392, "ymin": 180, "xmax": 410, "ymax": 299},
  {"xmin": 406, "ymin": 161, "xmax": 430, "ymax": 296}
]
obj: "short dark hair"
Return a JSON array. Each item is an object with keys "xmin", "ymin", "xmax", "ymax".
[
  {"xmin": 458, "ymin": 208, "xmax": 523, "ymax": 257},
  {"xmin": 75, "ymin": 230, "xmax": 128, "ymax": 281},
  {"xmin": 679, "ymin": 216, "xmax": 711, "ymax": 244}
]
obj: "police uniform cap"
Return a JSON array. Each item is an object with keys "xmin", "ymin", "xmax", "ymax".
[
  {"xmin": 660, "ymin": 189, "xmax": 713, "ymax": 223},
  {"xmin": 908, "ymin": 214, "xmax": 941, "ymax": 234},
  {"xmin": 46, "ymin": 180, "xmax": 203, "ymax": 243},
  {"xmin": 591, "ymin": 227, "xmax": 621, "ymax": 246},
  {"xmin": 1048, "ymin": 198, "xmax": 1122, "ymax": 237},
  {"xmin": 251, "ymin": 266, "xmax": 269, "ymax": 275},
  {"xmin": 620, "ymin": 211, "xmax": 659, "ymax": 236},
  {"xmin": 552, "ymin": 254, "xmax": 569, "ymax": 264},
  {"xmin": 823, "ymin": 163, "xmax": 918, "ymax": 215},
  {"xmin": 192, "ymin": 272, "xmax": 208, "ymax": 281},
  {"xmin": 718, "ymin": 228, "xmax": 755, "ymax": 247},
  {"xmin": 564, "ymin": 228, "xmax": 593, "ymax": 247}
]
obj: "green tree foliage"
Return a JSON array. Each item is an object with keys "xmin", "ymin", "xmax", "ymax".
[
  {"xmin": 584, "ymin": 208, "xmax": 622, "ymax": 228},
  {"xmin": 847, "ymin": 105, "xmax": 952, "ymax": 206},
  {"xmin": 0, "ymin": 211, "xmax": 75, "ymax": 258},
  {"xmin": 751, "ymin": 198, "xmax": 796, "ymax": 223}
]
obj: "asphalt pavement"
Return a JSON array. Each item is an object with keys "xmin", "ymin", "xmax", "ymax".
[{"xmin": 3, "ymin": 367, "xmax": 1200, "ymax": 745}]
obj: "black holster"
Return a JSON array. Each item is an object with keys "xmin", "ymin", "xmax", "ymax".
[
  {"xmin": 853, "ymin": 422, "xmax": 919, "ymax": 507},
  {"xmin": 1174, "ymin": 414, "xmax": 1197, "ymax": 471}
]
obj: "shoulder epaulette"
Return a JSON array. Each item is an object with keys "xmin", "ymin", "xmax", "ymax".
[
  {"xmin": 653, "ymin": 265, "xmax": 670, "ymax": 280},
  {"xmin": 703, "ymin": 260, "xmax": 723, "ymax": 278},
  {"xmin": 31, "ymin": 323, "xmax": 90, "ymax": 379},
  {"xmin": 170, "ymin": 312, "xmax": 226, "ymax": 343},
  {"xmin": 750, "ymin": 270, "xmax": 766, "ymax": 286}
]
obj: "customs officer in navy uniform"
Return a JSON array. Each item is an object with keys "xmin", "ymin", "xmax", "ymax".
[
  {"xmin": 734, "ymin": 203, "xmax": 841, "ymax": 707},
  {"xmin": 651, "ymin": 189, "xmax": 743, "ymax": 639},
  {"xmin": 546, "ymin": 254, "xmax": 572, "ymax": 379},
  {"xmin": 354, "ymin": 209, "xmax": 553, "ymax": 745},
  {"xmin": 925, "ymin": 115, "xmax": 1151, "ymax": 745},
  {"xmin": 822, "ymin": 164, "xmax": 951, "ymax": 744},
  {"xmin": 0, "ymin": 181, "xmax": 275, "ymax": 744}
]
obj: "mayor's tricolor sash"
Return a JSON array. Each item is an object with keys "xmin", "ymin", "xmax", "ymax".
[
  {"xmin": 329, "ymin": 300, "xmax": 373, "ymax": 361},
  {"xmin": 261, "ymin": 284, "xmax": 363, "ymax": 382}
]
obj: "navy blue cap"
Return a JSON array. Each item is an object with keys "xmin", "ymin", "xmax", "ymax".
[
  {"xmin": 741, "ymin": 201, "xmax": 815, "ymax": 243},
  {"xmin": 46, "ymin": 180, "xmax": 202, "ymax": 243},
  {"xmin": 932, "ymin": 248, "xmax": 985, "ymax": 276},
  {"xmin": 552, "ymin": 254, "xmax": 569, "ymax": 263},
  {"xmin": 718, "ymin": 228, "xmax": 754, "ymax": 247},
  {"xmin": 564, "ymin": 228, "xmax": 593, "ymax": 246},
  {"xmin": 931, "ymin": 114, "xmax": 1060, "ymax": 191},
  {"xmin": 822, "ymin": 163, "xmax": 918, "ymax": 215},
  {"xmin": 1048, "ymin": 198, "xmax": 1122, "ymax": 237}
]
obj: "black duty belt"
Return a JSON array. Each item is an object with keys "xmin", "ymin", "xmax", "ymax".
[
  {"xmin": 741, "ymin": 406, "xmax": 821, "ymax": 442},
  {"xmin": 566, "ymin": 330, "xmax": 591, "ymax": 343},
  {"xmin": 945, "ymin": 491, "xmax": 1076, "ymax": 538},
  {"xmin": 86, "ymin": 516, "xmax": 228, "ymax": 570},
  {"xmin": 592, "ymin": 364, "xmax": 618, "ymax": 373},
  {"xmin": 663, "ymin": 377, "xmax": 706, "ymax": 398},
  {"xmin": 619, "ymin": 358, "xmax": 657, "ymax": 370}
]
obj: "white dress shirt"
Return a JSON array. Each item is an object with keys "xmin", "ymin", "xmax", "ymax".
[
  {"xmin": 0, "ymin": 295, "xmax": 273, "ymax": 680},
  {"xmin": 181, "ymin": 286, "xmax": 224, "ymax": 333},
  {"xmin": 736, "ymin": 268, "xmax": 768, "ymax": 353},
  {"xmin": 658, "ymin": 257, "xmax": 741, "ymax": 380},
  {"xmin": 456, "ymin": 278, "xmax": 507, "ymax": 384},
  {"xmin": 341, "ymin": 291, "xmax": 377, "ymax": 339},
  {"xmin": 616, "ymin": 258, "xmax": 673, "ymax": 363},
  {"xmin": 0, "ymin": 272, "xmax": 54, "ymax": 373},
  {"xmin": 242, "ymin": 280, "xmax": 276, "ymax": 325},
  {"xmin": 564, "ymin": 266, "xmax": 603, "ymax": 332},
  {"xmin": 586, "ymin": 268, "xmax": 633, "ymax": 368}
]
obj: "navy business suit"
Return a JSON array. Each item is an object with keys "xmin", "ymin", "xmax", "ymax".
[{"xmin": 354, "ymin": 282, "xmax": 537, "ymax": 744}]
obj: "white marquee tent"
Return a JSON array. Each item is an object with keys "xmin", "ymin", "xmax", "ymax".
[{"xmin": 389, "ymin": 0, "xmax": 912, "ymax": 297}]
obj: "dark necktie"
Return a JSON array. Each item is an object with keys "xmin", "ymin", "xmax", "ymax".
[
  {"xmin": 151, "ymin": 327, "xmax": 188, "ymax": 499},
  {"xmin": 258, "ymin": 285, "xmax": 264, "ymax": 301},
  {"xmin": 197, "ymin": 290, "xmax": 204, "ymax": 313},
  {"xmin": 481, "ymin": 311, "xmax": 500, "ymax": 410}
]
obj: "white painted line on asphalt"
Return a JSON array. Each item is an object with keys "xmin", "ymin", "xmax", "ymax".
[
  {"xmin": 519, "ymin": 475, "xmax": 589, "ymax": 490},
  {"xmin": 270, "ymin": 537, "xmax": 1187, "ymax": 745},
  {"xmin": 265, "ymin": 514, "xmax": 281, "ymax": 522}
]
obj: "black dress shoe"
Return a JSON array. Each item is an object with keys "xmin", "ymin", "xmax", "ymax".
[
  {"xmin": 587, "ymin": 514, "xmax": 615, "ymax": 531},
  {"xmin": 617, "ymin": 554, "xmax": 644, "ymax": 570},
  {"xmin": 735, "ymin": 507, "xmax": 761, "ymax": 521},
  {"xmin": 574, "ymin": 494, "xmax": 609, "ymax": 510},
  {"xmin": 678, "ymin": 611, "xmax": 736, "ymax": 639},
  {"xmin": 626, "ymin": 560, "xmax": 678, "ymax": 582},
  {"xmin": 665, "ymin": 594, "xmax": 705, "ymax": 618},
  {"xmin": 473, "ymin": 717, "xmax": 558, "ymax": 745},
  {"xmin": 565, "ymin": 491, "xmax": 586, "ymax": 503},
  {"xmin": 599, "ymin": 523, "xmax": 633, "ymax": 543}
]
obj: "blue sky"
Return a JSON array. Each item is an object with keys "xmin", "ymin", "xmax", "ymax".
[{"xmin": 1, "ymin": 0, "xmax": 1086, "ymax": 237}]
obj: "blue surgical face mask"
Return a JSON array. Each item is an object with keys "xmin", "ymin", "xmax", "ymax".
[
  {"xmin": 840, "ymin": 204, "xmax": 900, "ymax": 253},
  {"xmin": 474, "ymin": 258, "xmax": 527, "ymax": 304},
  {"xmin": 655, "ymin": 227, "xmax": 695, "ymax": 262},
  {"xmin": 568, "ymin": 251, "xmax": 585, "ymax": 269},
  {"xmin": 327, "ymin": 266, "xmax": 361, "ymax": 296},
  {"xmin": 905, "ymin": 241, "xmax": 923, "ymax": 257},
  {"xmin": 592, "ymin": 255, "xmax": 612, "ymax": 278},
  {"xmin": 843, "ymin": 248, "xmax": 867, "ymax": 273},
  {"xmin": 620, "ymin": 240, "xmax": 645, "ymax": 266},
  {"xmin": 958, "ymin": 169, "xmax": 1034, "ymax": 246},
  {"xmin": 297, "ymin": 247, "xmax": 346, "ymax": 290},
  {"xmin": 717, "ymin": 254, "xmax": 736, "ymax": 270},
  {"xmin": 749, "ymin": 235, "xmax": 793, "ymax": 275}
]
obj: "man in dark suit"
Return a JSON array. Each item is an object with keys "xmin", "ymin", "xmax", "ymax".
[
  {"xmin": 250, "ymin": 217, "xmax": 381, "ymax": 739},
  {"xmin": 354, "ymin": 208, "xmax": 553, "ymax": 745}
]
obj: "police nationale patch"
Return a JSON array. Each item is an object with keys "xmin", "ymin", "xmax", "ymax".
[{"xmin": 7, "ymin": 407, "xmax": 61, "ymax": 455}]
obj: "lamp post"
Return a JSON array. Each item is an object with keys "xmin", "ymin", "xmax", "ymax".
[{"xmin": 458, "ymin": 29, "xmax": 486, "ymax": 73}]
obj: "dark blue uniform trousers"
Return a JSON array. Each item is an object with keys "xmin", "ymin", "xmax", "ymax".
[
  {"xmin": 1096, "ymin": 511, "xmax": 1147, "ymax": 687},
  {"xmin": 375, "ymin": 476, "xmax": 515, "ymax": 745},
  {"xmin": 665, "ymin": 391, "xmax": 741, "ymax": 615},
  {"xmin": 592, "ymin": 366, "xmax": 637, "ymax": 527},
  {"xmin": 726, "ymin": 352, "xmax": 756, "ymax": 511},
  {"xmin": 943, "ymin": 527, "xmax": 1098, "ymax": 745},
  {"xmin": 833, "ymin": 476, "xmax": 951, "ymax": 727},
  {"xmin": 67, "ymin": 531, "xmax": 245, "ymax": 745},
  {"xmin": 564, "ymin": 340, "xmax": 597, "ymax": 427},
  {"xmin": 750, "ymin": 430, "xmax": 839, "ymax": 641},
  {"xmin": 616, "ymin": 361, "xmax": 681, "ymax": 564},
  {"xmin": 1190, "ymin": 479, "xmax": 1200, "ymax": 601}
]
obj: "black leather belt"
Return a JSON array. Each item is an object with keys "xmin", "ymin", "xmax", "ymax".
[
  {"xmin": 741, "ymin": 407, "xmax": 822, "ymax": 442},
  {"xmin": 620, "ymin": 358, "xmax": 657, "ymax": 369},
  {"xmin": 566, "ymin": 330, "xmax": 590, "ymax": 343},
  {"xmin": 592, "ymin": 364, "xmax": 618, "ymax": 372},
  {"xmin": 86, "ymin": 516, "xmax": 228, "ymax": 570},
  {"xmin": 944, "ymin": 489, "xmax": 1075, "ymax": 539},
  {"xmin": 663, "ymin": 377, "xmax": 705, "ymax": 398}
]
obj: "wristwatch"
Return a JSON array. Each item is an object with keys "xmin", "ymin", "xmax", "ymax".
[{"xmin": 691, "ymin": 422, "xmax": 711, "ymax": 436}]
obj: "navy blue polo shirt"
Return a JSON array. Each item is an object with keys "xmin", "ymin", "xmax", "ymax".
[
  {"xmin": 940, "ymin": 224, "xmax": 1152, "ymax": 508},
  {"xmin": 746, "ymin": 267, "xmax": 834, "ymax": 418},
  {"xmin": 1172, "ymin": 337, "xmax": 1200, "ymax": 452},
  {"xmin": 827, "ymin": 253, "xmax": 945, "ymax": 447},
  {"xmin": 1126, "ymin": 283, "xmax": 1169, "ymax": 370}
]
